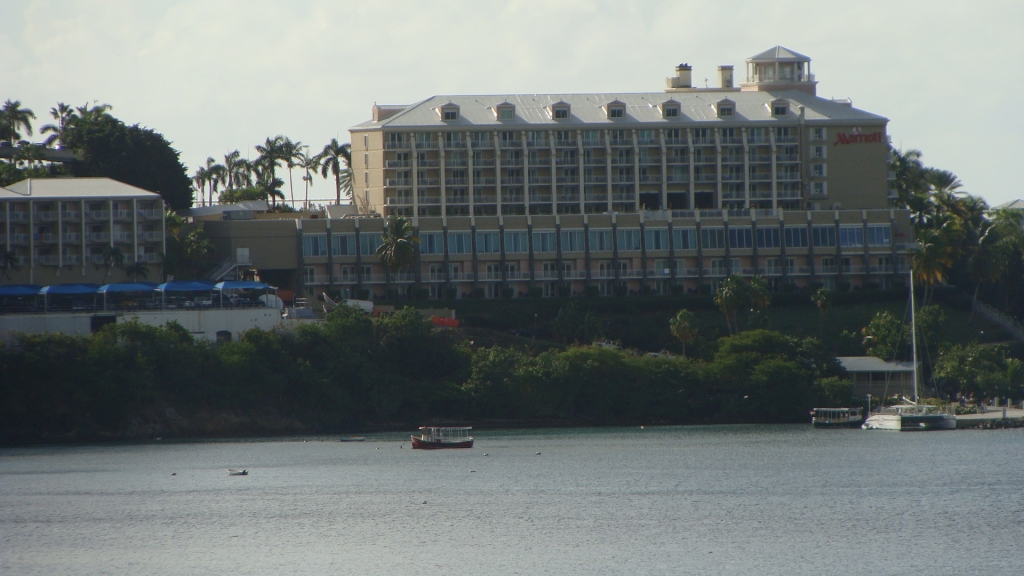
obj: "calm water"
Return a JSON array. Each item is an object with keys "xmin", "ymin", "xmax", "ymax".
[{"xmin": 1, "ymin": 426, "xmax": 1022, "ymax": 575}]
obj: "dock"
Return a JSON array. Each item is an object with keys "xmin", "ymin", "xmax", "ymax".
[{"xmin": 955, "ymin": 406, "xmax": 1024, "ymax": 429}]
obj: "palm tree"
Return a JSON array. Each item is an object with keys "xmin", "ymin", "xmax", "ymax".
[
  {"xmin": 888, "ymin": 148, "xmax": 926, "ymax": 206},
  {"xmin": 192, "ymin": 166, "xmax": 209, "ymax": 207},
  {"xmin": 714, "ymin": 276, "xmax": 745, "ymax": 335},
  {"xmin": 204, "ymin": 157, "xmax": 226, "ymax": 206},
  {"xmin": 253, "ymin": 163, "xmax": 285, "ymax": 208},
  {"xmin": 40, "ymin": 102, "xmax": 74, "ymax": 148},
  {"xmin": 376, "ymin": 216, "xmax": 419, "ymax": 275},
  {"xmin": 123, "ymin": 261, "xmax": 149, "ymax": 282},
  {"xmin": 1, "ymin": 100, "xmax": 36, "ymax": 145},
  {"xmin": 962, "ymin": 209, "xmax": 1022, "ymax": 322},
  {"xmin": 183, "ymin": 230, "xmax": 214, "ymax": 278},
  {"xmin": 0, "ymin": 249, "xmax": 21, "ymax": 280},
  {"xmin": 315, "ymin": 138, "xmax": 353, "ymax": 205},
  {"xmin": 255, "ymin": 135, "xmax": 286, "ymax": 181},
  {"xmin": 223, "ymin": 150, "xmax": 249, "ymax": 190},
  {"xmin": 301, "ymin": 151, "xmax": 317, "ymax": 210},
  {"xmin": 100, "ymin": 246, "xmax": 126, "ymax": 283},
  {"xmin": 281, "ymin": 138, "xmax": 305, "ymax": 207},
  {"xmin": 812, "ymin": 288, "xmax": 832, "ymax": 338},
  {"xmin": 669, "ymin": 309, "xmax": 698, "ymax": 357},
  {"xmin": 913, "ymin": 228, "xmax": 956, "ymax": 305}
]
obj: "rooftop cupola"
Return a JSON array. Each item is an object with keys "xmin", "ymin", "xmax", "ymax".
[{"xmin": 741, "ymin": 46, "xmax": 817, "ymax": 95}]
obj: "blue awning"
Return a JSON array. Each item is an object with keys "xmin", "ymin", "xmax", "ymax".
[
  {"xmin": 39, "ymin": 283, "xmax": 100, "ymax": 295},
  {"xmin": 99, "ymin": 282, "xmax": 158, "ymax": 293},
  {"xmin": 215, "ymin": 281, "xmax": 272, "ymax": 290},
  {"xmin": 156, "ymin": 280, "xmax": 215, "ymax": 292},
  {"xmin": 0, "ymin": 284, "xmax": 42, "ymax": 296}
]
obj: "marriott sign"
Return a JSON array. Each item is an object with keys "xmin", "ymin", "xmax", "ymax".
[{"xmin": 834, "ymin": 128, "xmax": 885, "ymax": 146}]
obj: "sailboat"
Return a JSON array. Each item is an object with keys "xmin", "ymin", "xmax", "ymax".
[{"xmin": 862, "ymin": 269, "xmax": 956, "ymax": 431}]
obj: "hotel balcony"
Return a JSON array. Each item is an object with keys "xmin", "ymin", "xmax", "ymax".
[
  {"xmin": 692, "ymin": 137, "xmax": 714, "ymax": 146},
  {"xmin": 610, "ymin": 157, "xmax": 633, "ymax": 166},
  {"xmin": 417, "ymin": 178, "xmax": 440, "ymax": 186},
  {"xmin": 776, "ymin": 136, "xmax": 799, "ymax": 144},
  {"xmin": 385, "ymin": 160, "xmax": 411, "ymax": 168},
  {"xmin": 473, "ymin": 195, "xmax": 497, "ymax": 204},
  {"xmin": 694, "ymin": 174, "xmax": 717, "ymax": 182},
  {"xmin": 474, "ymin": 177, "xmax": 497, "ymax": 185},
  {"xmin": 556, "ymin": 193, "xmax": 580, "ymax": 203},
  {"xmin": 60, "ymin": 211, "xmax": 81, "ymax": 220},
  {"xmin": 556, "ymin": 176, "xmax": 579, "ymax": 184},
  {"xmin": 113, "ymin": 210, "xmax": 135, "ymax": 219},
  {"xmin": 444, "ymin": 195, "xmax": 467, "ymax": 205},
  {"xmin": 777, "ymin": 154, "xmax": 800, "ymax": 162},
  {"xmin": 584, "ymin": 176, "xmax": 607, "ymax": 184},
  {"xmin": 34, "ymin": 232, "xmax": 58, "ymax": 243},
  {"xmin": 447, "ymin": 159, "xmax": 468, "ymax": 167},
  {"xmin": 384, "ymin": 141, "xmax": 410, "ymax": 150},
  {"xmin": 721, "ymin": 155, "xmax": 744, "ymax": 163},
  {"xmin": 9, "ymin": 233, "xmax": 30, "ymax": 244},
  {"xmin": 584, "ymin": 157, "xmax": 606, "ymax": 166},
  {"xmin": 499, "ymin": 139, "xmax": 522, "ymax": 148},
  {"xmin": 444, "ymin": 140, "xmax": 466, "ymax": 149},
  {"xmin": 414, "ymin": 141, "xmax": 438, "ymax": 149},
  {"xmin": 62, "ymin": 233, "xmax": 82, "ymax": 243},
  {"xmin": 445, "ymin": 177, "xmax": 468, "ymax": 186},
  {"xmin": 747, "ymin": 137, "xmax": 771, "ymax": 145},
  {"xmin": 504, "ymin": 194, "xmax": 525, "ymax": 203},
  {"xmin": 664, "ymin": 138, "xmax": 685, "ymax": 146},
  {"xmin": 386, "ymin": 197, "xmax": 413, "ymax": 205},
  {"xmin": 638, "ymin": 175, "xmax": 661, "ymax": 183},
  {"xmin": 721, "ymin": 137, "xmax": 744, "ymax": 145},
  {"xmin": 584, "ymin": 193, "xmax": 608, "ymax": 202},
  {"xmin": 33, "ymin": 210, "xmax": 58, "ymax": 222},
  {"xmin": 504, "ymin": 177, "xmax": 525, "ymax": 185},
  {"xmin": 473, "ymin": 158, "xmax": 496, "ymax": 167},
  {"xmin": 554, "ymin": 139, "xmax": 576, "ymax": 148},
  {"xmin": 33, "ymin": 255, "xmax": 59, "ymax": 266},
  {"xmin": 113, "ymin": 232, "xmax": 135, "ymax": 242},
  {"xmin": 530, "ymin": 176, "xmax": 553, "ymax": 185},
  {"xmin": 86, "ymin": 232, "xmax": 110, "ymax": 242},
  {"xmin": 612, "ymin": 193, "xmax": 636, "ymax": 202},
  {"xmin": 88, "ymin": 210, "xmax": 110, "ymax": 220},
  {"xmin": 529, "ymin": 194, "xmax": 553, "ymax": 203}
]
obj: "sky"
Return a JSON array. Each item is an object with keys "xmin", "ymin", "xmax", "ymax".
[{"xmin": 2, "ymin": 0, "xmax": 1022, "ymax": 205}]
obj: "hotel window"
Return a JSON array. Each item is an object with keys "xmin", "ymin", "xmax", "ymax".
[
  {"xmin": 773, "ymin": 104, "xmax": 788, "ymax": 116},
  {"xmin": 812, "ymin": 226, "xmax": 836, "ymax": 248},
  {"xmin": 442, "ymin": 108, "xmax": 459, "ymax": 121},
  {"xmin": 333, "ymin": 234, "xmax": 357, "ymax": 256},
  {"xmin": 553, "ymin": 105, "xmax": 570, "ymax": 119},
  {"xmin": 812, "ymin": 164, "xmax": 827, "ymax": 177},
  {"xmin": 812, "ymin": 182, "xmax": 827, "ymax": 196},
  {"xmin": 756, "ymin": 227, "xmax": 781, "ymax": 248},
  {"xmin": 811, "ymin": 127, "xmax": 826, "ymax": 141},
  {"xmin": 672, "ymin": 227, "xmax": 696, "ymax": 250},
  {"xmin": 302, "ymin": 234, "xmax": 328, "ymax": 257},
  {"xmin": 503, "ymin": 231, "xmax": 528, "ymax": 253},
  {"xmin": 497, "ymin": 107, "xmax": 515, "ymax": 120},
  {"xmin": 303, "ymin": 266, "xmax": 316, "ymax": 284},
  {"xmin": 447, "ymin": 231, "xmax": 472, "ymax": 254},
  {"xmin": 867, "ymin": 224, "xmax": 891, "ymax": 247},
  {"xmin": 718, "ymin": 106, "xmax": 734, "ymax": 117},
  {"xmin": 728, "ymin": 227, "xmax": 753, "ymax": 249},
  {"xmin": 812, "ymin": 146, "xmax": 827, "ymax": 159},
  {"xmin": 363, "ymin": 135, "xmax": 368, "ymax": 147},
  {"xmin": 785, "ymin": 227, "xmax": 808, "ymax": 248},
  {"xmin": 582, "ymin": 130, "xmax": 601, "ymax": 146},
  {"xmin": 644, "ymin": 228, "xmax": 669, "ymax": 251},
  {"xmin": 419, "ymin": 232, "xmax": 443, "ymax": 255},
  {"xmin": 616, "ymin": 229, "xmax": 641, "ymax": 252},
  {"xmin": 476, "ymin": 231, "xmax": 500, "ymax": 253},
  {"xmin": 561, "ymin": 229, "xmax": 585, "ymax": 252},
  {"xmin": 471, "ymin": 132, "xmax": 491, "ymax": 148},
  {"xmin": 533, "ymin": 230, "xmax": 557, "ymax": 253},
  {"xmin": 700, "ymin": 227, "xmax": 725, "ymax": 250},
  {"xmin": 663, "ymin": 105, "xmax": 679, "ymax": 118},
  {"xmin": 608, "ymin": 106, "xmax": 624, "ymax": 119},
  {"xmin": 359, "ymin": 233, "xmax": 382, "ymax": 256},
  {"xmin": 839, "ymin": 226, "xmax": 864, "ymax": 248},
  {"xmin": 588, "ymin": 229, "xmax": 613, "ymax": 251}
]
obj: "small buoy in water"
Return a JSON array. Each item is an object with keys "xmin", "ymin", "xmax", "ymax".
[
  {"xmin": 422, "ymin": 501, "xmax": 427, "ymax": 504},
  {"xmin": 171, "ymin": 473, "xmax": 176, "ymax": 476},
  {"xmin": 535, "ymin": 452, "xmax": 541, "ymax": 455},
  {"xmin": 376, "ymin": 447, "xmax": 380, "ymax": 450},
  {"xmin": 640, "ymin": 426, "xmax": 645, "ymax": 429},
  {"xmin": 483, "ymin": 453, "xmax": 489, "ymax": 456},
  {"xmin": 470, "ymin": 470, "xmax": 476, "ymax": 473}
]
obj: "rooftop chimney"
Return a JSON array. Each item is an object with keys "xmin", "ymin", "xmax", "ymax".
[
  {"xmin": 718, "ymin": 65, "xmax": 734, "ymax": 89},
  {"xmin": 666, "ymin": 63, "xmax": 693, "ymax": 89}
]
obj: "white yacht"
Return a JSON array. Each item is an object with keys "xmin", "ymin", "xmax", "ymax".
[{"xmin": 862, "ymin": 270, "xmax": 956, "ymax": 431}]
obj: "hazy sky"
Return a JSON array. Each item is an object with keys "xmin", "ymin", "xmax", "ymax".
[{"xmin": 2, "ymin": 0, "xmax": 1022, "ymax": 205}]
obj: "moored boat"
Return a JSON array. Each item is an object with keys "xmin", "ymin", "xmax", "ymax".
[
  {"xmin": 811, "ymin": 407, "xmax": 864, "ymax": 428},
  {"xmin": 227, "ymin": 469, "xmax": 248, "ymax": 476},
  {"xmin": 410, "ymin": 426, "xmax": 474, "ymax": 449}
]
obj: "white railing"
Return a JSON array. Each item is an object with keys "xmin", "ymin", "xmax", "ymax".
[{"xmin": 972, "ymin": 300, "xmax": 1024, "ymax": 342}]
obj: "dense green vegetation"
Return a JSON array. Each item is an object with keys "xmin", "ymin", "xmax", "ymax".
[
  {"xmin": 1, "ymin": 100, "xmax": 192, "ymax": 209},
  {"xmin": 1, "ymin": 307, "xmax": 852, "ymax": 444}
]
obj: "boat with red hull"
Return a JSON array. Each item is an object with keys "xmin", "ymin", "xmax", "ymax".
[{"xmin": 411, "ymin": 426, "xmax": 474, "ymax": 449}]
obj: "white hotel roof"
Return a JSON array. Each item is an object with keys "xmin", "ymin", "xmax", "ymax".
[
  {"xmin": 0, "ymin": 177, "xmax": 161, "ymax": 200},
  {"xmin": 352, "ymin": 90, "xmax": 887, "ymax": 131}
]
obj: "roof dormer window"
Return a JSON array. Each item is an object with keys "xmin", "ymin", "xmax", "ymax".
[
  {"xmin": 716, "ymin": 98, "xmax": 735, "ymax": 118},
  {"xmin": 493, "ymin": 102, "xmax": 516, "ymax": 121},
  {"xmin": 771, "ymin": 99, "xmax": 789, "ymax": 117},
  {"xmin": 437, "ymin": 103, "xmax": 460, "ymax": 121},
  {"xmin": 659, "ymin": 99, "xmax": 681, "ymax": 119},
  {"xmin": 548, "ymin": 101, "xmax": 571, "ymax": 120},
  {"xmin": 604, "ymin": 100, "xmax": 626, "ymax": 120}
]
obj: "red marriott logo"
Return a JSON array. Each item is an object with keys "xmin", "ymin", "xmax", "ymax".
[{"xmin": 834, "ymin": 129, "xmax": 885, "ymax": 145}]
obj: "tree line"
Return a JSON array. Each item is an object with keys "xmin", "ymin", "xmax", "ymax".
[
  {"xmin": 0, "ymin": 306, "xmax": 849, "ymax": 443},
  {"xmin": 1, "ymin": 99, "xmax": 192, "ymax": 209},
  {"xmin": 192, "ymin": 136, "xmax": 353, "ymax": 210}
]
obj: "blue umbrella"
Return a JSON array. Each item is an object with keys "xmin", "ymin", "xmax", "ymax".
[{"xmin": 0, "ymin": 284, "xmax": 42, "ymax": 297}]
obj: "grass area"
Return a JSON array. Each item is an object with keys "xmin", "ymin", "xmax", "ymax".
[{"xmin": 408, "ymin": 290, "xmax": 1012, "ymax": 355}]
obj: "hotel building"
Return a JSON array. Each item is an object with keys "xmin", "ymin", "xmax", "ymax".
[
  {"xmin": 210, "ymin": 47, "xmax": 913, "ymax": 299},
  {"xmin": 0, "ymin": 178, "xmax": 166, "ymax": 285}
]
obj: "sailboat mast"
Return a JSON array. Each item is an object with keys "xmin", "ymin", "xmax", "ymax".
[{"xmin": 909, "ymin": 268, "xmax": 918, "ymax": 402}]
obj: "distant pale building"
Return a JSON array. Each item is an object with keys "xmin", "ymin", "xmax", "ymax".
[{"xmin": 0, "ymin": 178, "xmax": 166, "ymax": 285}]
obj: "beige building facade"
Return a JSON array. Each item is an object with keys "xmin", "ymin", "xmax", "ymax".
[{"xmin": 0, "ymin": 178, "xmax": 166, "ymax": 286}]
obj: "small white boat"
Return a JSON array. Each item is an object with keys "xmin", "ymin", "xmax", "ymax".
[
  {"xmin": 339, "ymin": 437, "xmax": 366, "ymax": 442},
  {"xmin": 227, "ymin": 469, "xmax": 248, "ymax": 476}
]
